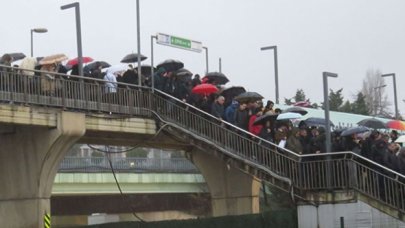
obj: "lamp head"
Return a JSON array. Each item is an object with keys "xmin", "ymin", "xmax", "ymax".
[{"xmin": 32, "ymin": 28, "xmax": 48, "ymax": 33}]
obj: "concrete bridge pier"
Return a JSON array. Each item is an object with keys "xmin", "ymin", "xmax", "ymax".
[
  {"xmin": 191, "ymin": 149, "xmax": 261, "ymax": 216},
  {"xmin": 0, "ymin": 112, "xmax": 85, "ymax": 228}
]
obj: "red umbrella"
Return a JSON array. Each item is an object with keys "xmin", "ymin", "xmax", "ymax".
[
  {"xmin": 192, "ymin": 84, "xmax": 218, "ymax": 95},
  {"xmin": 67, "ymin": 57, "xmax": 94, "ymax": 66},
  {"xmin": 386, "ymin": 120, "xmax": 405, "ymax": 130}
]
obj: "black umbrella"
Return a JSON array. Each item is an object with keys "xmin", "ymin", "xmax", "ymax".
[
  {"xmin": 357, "ymin": 118, "xmax": 386, "ymax": 129},
  {"xmin": 253, "ymin": 113, "xmax": 279, "ymax": 126},
  {"xmin": 85, "ymin": 61, "xmax": 111, "ymax": 71},
  {"xmin": 234, "ymin": 91, "xmax": 263, "ymax": 103},
  {"xmin": 203, "ymin": 72, "xmax": 229, "ymax": 85},
  {"xmin": 174, "ymin": 68, "xmax": 193, "ymax": 78},
  {"xmin": 156, "ymin": 59, "xmax": 184, "ymax": 72},
  {"xmin": 304, "ymin": 117, "xmax": 334, "ymax": 127},
  {"xmin": 120, "ymin": 53, "xmax": 147, "ymax": 63},
  {"xmin": 221, "ymin": 86, "xmax": 246, "ymax": 106},
  {"xmin": 8, "ymin": 53, "xmax": 26, "ymax": 62},
  {"xmin": 340, "ymin": 126, "xmax": 370, "ymax": 137},
  {"xmin": 282, "ymin": 107, "xmax": 308, "ymax": 115},
  {"xmin": 136, "ymin": 64, "xmax": 156, "ymax": 77}
]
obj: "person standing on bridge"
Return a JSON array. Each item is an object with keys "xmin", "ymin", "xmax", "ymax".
[
  {"xmin": 211, "ymin": 96, "xmax": 225, "ymax": 120},
  {"xmin": 234, "ymin": 103, "xmax": 249, "ymax": 132},
  {"xmin": 104, "ymin": 68, "xmax": 117, "ymax": 104}
]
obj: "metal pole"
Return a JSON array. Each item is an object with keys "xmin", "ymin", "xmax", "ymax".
[
  {"xmin": 393, "ymin": 74, "xmax": 399, "ymax": 119},
  {"xmin": 151, "ymin": 35, "xmax": 156, "ymax": 92},
  {"xmin": 61, "ymin": 2, "xmax": 83, "ymax": 76},
  {"xmin": 219, "ymin": 57, "xmax": 222, "ymax": 73},
  {"xmin": 203, "ymin": 47, "xmax": 209, "ymax": 74},
  {"xmin": 30, "ymin": 30, "xmax": 34, "ymax": 57},
  {"xmin": 273, "ymin": 46, "xmax": 279, "ymax": 104},
  {"xmin": 75, "ymin": 4, "xmax": 83, "ymax": 76},
  {"xmin": 323, "ymin": 71, "xmax": 337, "ymax": 191},
  {"xmin": 260, "ymin": 45, "xmax": 279, "ymax": 104},
  {"xmin": 136, "ymin": 0, "xmax": 142, "ymax": 86},
  {"xmin": 323, "ymin": 72, "xmax": 338, "ymax": 153},
  {"xmin": 340, "ymin": 217, "xmax": 345, "ymax": 228},
  {"xmin": 382, "ymin": 73, "xmax": 398, "ymax": 119}
]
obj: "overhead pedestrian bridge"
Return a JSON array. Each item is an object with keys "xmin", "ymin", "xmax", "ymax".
[{"xmin": 0, "ymin": 66, "xmax": 404, "ymax": 227}]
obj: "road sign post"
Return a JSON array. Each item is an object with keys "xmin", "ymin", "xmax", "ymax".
[{"xmin": 156, "ymin": 33, "xmax": 203, "ymax": 53}]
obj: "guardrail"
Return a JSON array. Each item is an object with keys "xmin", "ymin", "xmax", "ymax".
[
  {"xmin": 58, "ymin": 157, "xmax": 199, "ymax": 173},
  {"xmin": 1, "ymin": 65, "xmax": 404, "ymax": 214}
]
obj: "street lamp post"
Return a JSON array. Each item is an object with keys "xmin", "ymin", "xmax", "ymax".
[
  {"xmin": 382, "ymin": 73, "xmax": 399, "ymax": 119},
  {"xmin": 150, "ymin": 35, "xmax": 157, "ymax": 92},
  {"xmin": 136, "ymin": 0, "xmax": 142, "ymax": 86},
  {"xmin": 323, "ymin": 72, "xmax": 338, "ymax": 153},
  {"xmin": 203, "ymin": 47, "xmax": 209, "ymax": 74},
  {"xmin": 373, "ymin": 84, "xmax": 386, "ymax": 116},
  {"xmin": 219, "ymin": 57, "xmax": 222, "ymax": 73},
  {"xmin": 30, "ymin": 28, "xmax": 48, "ymax": 57},
  {"xmin": 323, "ymin": 71, "xmax": 337, "ymax": 191},
  {"xmin": 260, "ymin": 45, "xmax": 279, "ymax": 104},
  {"xmin": 61, "ymin": 2, "xmax": 83, "ymax": 76}
]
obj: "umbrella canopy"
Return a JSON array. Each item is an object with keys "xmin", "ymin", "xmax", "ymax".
[
  {"xmin": 277, "ymin": 112, "xmax": 302, "ymax": 120},
  {"xmin": 304, "ymin": 117, "xmax": 334, "ymax": 127},
  {"xmin": 120, "ymin": 53, "xmax": 147, "ymax": 63},
  {"xmin": 174, "ymin": 68, "xmax": 193, "ymax": 78},
  {"xmin": 106, "ymin": 64, "xmax": 127, "ymax": 75},
  {"xmin": 293, "ymin": 101, "xmax": 311, "ymax": 107},
  {"xmin": 156, "ymin": 59, "xmax": 184, "ymax": 72},
  {"xmin": 395, "ymin": 135, "xmax": 405, "ymax": 143},
  {"xmin": 191, "ymin": 84, "xmax": 218, "ymax": 95},
  {"xmin": 386, "ymin": 120, "xmax": 405, "ymax": 130},
  {"xmin": 221, "ymin": 86, "xmax": 246, "ymax": 98},
  {"xmin": 340, "ymin": 126, "xmax": 370, "ymax": 137},
  {"xmin": 135, "ymin": 64, "xmax": 156, "ymax": 77},
  {"xmin": 253, "ymin": 113, "xmax": 279, "ymax": 126},
  {"xmin": 357, "ymin": 118, "xmax": 386, "ymax": 129},
  {"xmin": 234, "ymin": 91, "xmax": 263, "ymax": 103},
  {"xmin": 8, "ymin": 53, "xmax": 26, "ymax": 62},
  {"xmin": 67, "ymin": 56, "xmax": 94, "ymax": 66},
  {"xmin": 85, "ymin": 61, "xmax": 111, "ymax": 71},
  {"xmin": 39, "ymin": 54, "xmax": 68, "ymax": 65},
  {"xmin": 221, "ymin": 86, "xmax": 246, "ymax": 107},
  {"xmin": 282, "ymin": 107, "xmax": 308, "ymax": 115},
  {"xmin": 202, "ymin": 72, "xmax": 229, "ymax": 85}
]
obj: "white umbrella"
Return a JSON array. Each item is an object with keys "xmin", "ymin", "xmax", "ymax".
[
  {"xmin": 106, "ymin": 64, "xmax": 127, "ymax": 75},
  {"xmin": 277, "ymin": 112, "xmax": 302, "ymax": 120},
  {"xmin": 395, "ymin": 135, "xmax": 405, "ymax": 143}
]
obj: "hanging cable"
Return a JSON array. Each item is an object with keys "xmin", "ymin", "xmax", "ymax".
[{"xmin": 105, "ymin": 146, "xmax": 146, "ymax": 223}]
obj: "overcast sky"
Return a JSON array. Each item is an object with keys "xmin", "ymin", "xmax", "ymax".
[{"xmin": 2, "ymin": 0, "xmax": 405, "ymax": 115}]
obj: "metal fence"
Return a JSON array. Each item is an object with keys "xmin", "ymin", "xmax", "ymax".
[
  {"xmin": 1, "ymin": 65, "xmax": 404, "ymax": 215},
  {"xmin": 58, "ymin": 157, "xmax": 199, "ymax": 173}
]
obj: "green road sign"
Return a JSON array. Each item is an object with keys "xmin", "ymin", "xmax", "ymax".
[{"xmin": 157, "ymin": 33, "xmax": 202, "ymax": 53}]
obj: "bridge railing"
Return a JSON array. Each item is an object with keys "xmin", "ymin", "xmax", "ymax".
[
  {"xmin": 1, "ymin": 65, "xmax": 404, "ymax": 213},
  {"xmin": 58, "ymin": 156, "xmax": 199, "ymax": 173}
]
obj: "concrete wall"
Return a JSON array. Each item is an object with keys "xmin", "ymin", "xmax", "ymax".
[
  {"xmin": 298, "ymin": 201, "xmax": 405, "ymax": 228},
  {"xmin": 191, "ymin": 149, "xmax": 261, "ymax": 216},
  {"xmin": 0, "ymin": 112, "xmax": 85, "ymax": 228}
]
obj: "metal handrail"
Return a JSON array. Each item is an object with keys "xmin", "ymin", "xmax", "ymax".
[
  {"xmin": 58, "ymin": 157, "xmax": 199, "ymax": 173},
  {"xmin": 1, "ymin": 65, "xmax": 404, "ymax": 214}
]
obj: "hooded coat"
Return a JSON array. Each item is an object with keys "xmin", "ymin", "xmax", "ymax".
[{"xmin": 104, "ymin": 69, "xmax": 117, "ymax": 93}]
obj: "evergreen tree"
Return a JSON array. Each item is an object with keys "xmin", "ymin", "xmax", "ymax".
[
  {"xmin": 352, "ymin": 92, "xmax": 369, "ymax": 115},
  {"xmin": 294, "ymin": 89, "xmax": 306, "ymax": 102},
  {"xmin": 284, "ymin": 98, "xmax": 293, "ymax": 105},
  {"xmin": 339, "ymin": 100, "xmax": 352, "ymax": 113},
  {"xmin": 328, "ymin": 88, "xmax": 344, "ymax": 111}
]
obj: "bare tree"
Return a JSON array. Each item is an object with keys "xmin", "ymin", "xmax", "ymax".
[{"xmin": 361, "ymin": 69, "xmax": 391, "ymax": 117}]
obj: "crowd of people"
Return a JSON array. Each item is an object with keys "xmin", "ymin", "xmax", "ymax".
[{"xmin": 1, "ymin": 54, "xmax": 405, "ymax": 177}]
